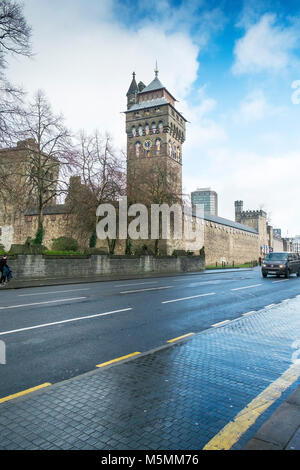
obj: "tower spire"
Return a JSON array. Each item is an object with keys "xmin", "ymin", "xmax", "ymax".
[{"xmin": 154, "ymin": 61, "xmax": 159, "ymax": 78}]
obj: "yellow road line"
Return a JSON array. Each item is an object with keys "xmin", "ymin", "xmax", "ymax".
[
  {"xmin": 0, "ymin": 383, "xmax": 51, "ymax": 405},
  {"xmin": 167, "ymin": 333, "xmax": 194, "ymax": 343},
  {"xmin": 96, "ymin": 352, "xmax": 141, "ymax": 368},
  {"xmin": 203, "ymin": 362, "xmax": 300, "ymax": 450}
]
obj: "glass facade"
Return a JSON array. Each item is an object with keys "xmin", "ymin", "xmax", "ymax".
[{"xmin": 191, "ymin": 189, "xmax": 218, "ymax": 216}]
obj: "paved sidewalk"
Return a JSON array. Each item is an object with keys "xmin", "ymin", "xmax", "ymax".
[
  {"xmin": 1, "ymin": 294, "xmax": 300, "ymax": 450},
  {"xmin": 244, "ymin": 385, "xmax": 300, "ymax": 450}
]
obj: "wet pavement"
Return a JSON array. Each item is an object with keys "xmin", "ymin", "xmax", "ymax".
[{"xmin": 1, "ymin": 294, "xmax": 300, "ymax": 450}]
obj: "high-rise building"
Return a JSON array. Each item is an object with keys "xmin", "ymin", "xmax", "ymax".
[{"xmin": 191, "ymin": 188, "xmax": 218, "ymax": 216}]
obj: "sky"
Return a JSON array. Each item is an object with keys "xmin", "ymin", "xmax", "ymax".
[{"xmin": 7, "ymin": 0, "xmax": 300, "ymax": 236}]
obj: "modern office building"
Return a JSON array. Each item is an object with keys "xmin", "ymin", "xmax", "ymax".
[{"xmin": 191, "ymin": 188, "xmax": 218, "ymax": 216}]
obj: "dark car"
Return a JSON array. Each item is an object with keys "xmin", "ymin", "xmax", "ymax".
[{"xmin": 262, "ymin": 252, "xmax": 300, "ymax": 278}]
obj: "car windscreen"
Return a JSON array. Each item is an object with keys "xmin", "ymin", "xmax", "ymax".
[{"xmin": 265, "ymin": 253, "xmax": 288, "ymax": 261}]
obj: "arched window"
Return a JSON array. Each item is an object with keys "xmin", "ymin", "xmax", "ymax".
[
  {"xmin": 145, "ymin": 123, "xmax": 149, "ymax": 135},
  {"xmin": 151, "ymin": 122, "xmax": 156, "ymax": 134},
  {"xmin": 138, "ymin": 125, "xmax": 143, "ymax": 136},
  {"xmin": 155, "ymin": 138, "xmax": 161, "ymax": 155},
  {"xmin": 158, "ymin": 121, "xmax": 163, "ymax": 133},
  {"xmin": 135, "ymin": 141, "xmax": 141, "ymax": 157},
  {"xmin": 132, "ymin": 126, "xmax": 136, "ymax": 137},
  {"xmin": 172, "ymin": 143, "xmax": 176, "ymax": 159}
]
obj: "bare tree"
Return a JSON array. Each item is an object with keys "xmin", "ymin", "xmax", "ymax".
[
  {"xmin": 16, "ymin": 90, "xmax": 73, "ymax": 240},
  {"xmin": 0, "ymin": 0, "xmax": 31, "ymax": 58},
  {"xmin": 0, "ymin": 0, "xmax": 32, "ymax": 145},
  {"xmin": 67, "ymin": 131, "xmax": 126, "ymax": 251}
]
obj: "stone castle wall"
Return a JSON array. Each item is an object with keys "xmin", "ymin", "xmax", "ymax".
[
  {"xmin": 9, "ymin": 213, "xmax": 74, "ymax": 249},
  {"xmin": 203, "ymin": 222, "xmax": 259, "ymax": 265},
  {"xmin": 3, "ymin": 210, "xmax": 260, "ymax": 266},
  {"xmin": 7, "ymin": 254, "xmax": 205, "ymax": 280}
]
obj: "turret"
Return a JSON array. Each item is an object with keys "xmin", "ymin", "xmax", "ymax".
[
  {"xmin": 138, "ymin": 81, "xmax": 146, "ymax": 92},
  {"xmin": 234, "ymin": 200, "xmax": 243, "ymax": 222},
  {"xmin": 126, "ymin": 72, "xmax": 138, "ymax": 110}
]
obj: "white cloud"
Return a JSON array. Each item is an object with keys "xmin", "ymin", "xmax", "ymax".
[
  {"xmin": 233, "ymin": 13, "xmax": 300, "ymax": 74},
  {"xmin": 233, "ymin": 89, "xmax": 283, "ymax": 122},
  {"xmin": 5, "ymin": 1, "xmax": 300, "ymax": 236},
  {"xmin": 180, "ymin": 93, "xmax": 227, "ymax": 161},
  {"xmin": 7, "ymin": 0, "xmax": 199, "ymax": 151},
  {"xmin": 185, "ymin": 145, "xmax": 300, "ymax": 236}
]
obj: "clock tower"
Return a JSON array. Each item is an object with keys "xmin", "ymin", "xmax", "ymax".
[{"xmin": 125, "ymin": 68, "xmax": 186, "ymax": 205}]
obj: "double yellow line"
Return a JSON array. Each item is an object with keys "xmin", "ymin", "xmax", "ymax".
[
  {"xmin": 203, "ymin": 362, "xmax": 300, "ymax": 450},
  {"xmin": 3, "ymin": 336, "xmax": 298, "ymax": 452}
]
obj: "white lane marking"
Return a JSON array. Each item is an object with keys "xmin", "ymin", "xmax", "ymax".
[
  {"xmin": 18, "ymin": 288, "xmax": 90, "ymax": 297},
  {"xmin": 0, "ymin": 308, "xmax": 132, "ymax": 336},
  {"xmin": 115, "ymin": 281, "xmax": 158, "ymax": 287},
  {"xmin": 231, "ymin": 284, "xmax": 262, "ymax": 291},
  {"xmin": 0, "ymin": 297, "xmax": 87, "ymax": 310},
  {"xmin": 272, "ymin": 279, "xmax": 289, "ymax": 283},
  {"xmin": 242, "ymin": 311, "xmax": 256, "ymax": 316},
  {"xmin": 162, "ymin": 292, "xmax": 216, "ymax": 304},
  {"xmin": 120, "ymin": 286, "xmax": 172, "ymax": 294},
  {"xmin": 212, "ymin": 320, "xmax": 230, "ymax": 327}
]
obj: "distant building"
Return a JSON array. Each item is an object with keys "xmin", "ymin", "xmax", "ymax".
[
  {"xmin": 273, "ymin": 228, "xmax": 282, "ymax": 238},
  {"xmin": 283, "ymin": 238, "xmax": 293, "ymax": 252},
  {"xmin": 273, "ymin": 228, "xmax": 284, "ymax": 252},
  {"xmin": 292, "ymin": 236, "xmax": 300, "ymax": 253},
  {"xmin": 191, "ymin": 188, "xmax": 218, "ymax": 216},
  {"xmin": 234, "ymin": 200, "xmax": 284, "ymax": 255}
]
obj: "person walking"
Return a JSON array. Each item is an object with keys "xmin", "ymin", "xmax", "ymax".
[{"xmin": 0, "ymin": 255, "xmax": 12, "ymax": 287}]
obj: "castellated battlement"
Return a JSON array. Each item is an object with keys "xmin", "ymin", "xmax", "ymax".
[{"xmin": 240, "ymin": 210, "xmax": 267, "ymax": 218}]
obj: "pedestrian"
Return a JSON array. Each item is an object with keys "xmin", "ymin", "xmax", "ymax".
[{"xmin": 0, "ymin": 255, "xmax": 13, "ymax": 287}]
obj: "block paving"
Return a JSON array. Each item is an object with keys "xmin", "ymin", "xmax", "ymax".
[{"xmin": 1, "ymin": 298, "xmax": 300, "ymax": 450}]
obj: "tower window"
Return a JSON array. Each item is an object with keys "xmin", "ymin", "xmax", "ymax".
[
  {"xmin": 155, "ymin": 138, "xmax": 161, "ymax": 155},
  {"xmin": 135, "ymin": 142, "xmax": 141, "ymax": 157}
]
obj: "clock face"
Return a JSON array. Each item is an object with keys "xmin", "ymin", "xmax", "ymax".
[{"xmin": 143, "ymin": 139, "xmax": 152, "ymax": 150}]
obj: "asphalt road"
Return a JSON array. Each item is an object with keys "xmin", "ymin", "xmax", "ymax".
[{"xmin": 1, "ymin": 267, "xmax": 300, "ymax": 399}]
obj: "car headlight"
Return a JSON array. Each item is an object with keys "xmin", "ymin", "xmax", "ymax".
[
  {"xmin": 279, "ymin": 264, "xmax": 286, "ymax": 268},
  {"xmin": 262, "ymin": 264, "xmax": 267, "ymax": 267}
]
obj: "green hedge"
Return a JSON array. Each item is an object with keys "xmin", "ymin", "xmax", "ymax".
[
  {"xmin": 9, "ymin": 244, "xmax": 47, "ymax": 255},
  {"xmin": 51, "ymin": 237, "xmax": 79, "ymax": 252},
  {"xmin": 44, "ymin": 250, "xmax": 84, "ymax": 256}
]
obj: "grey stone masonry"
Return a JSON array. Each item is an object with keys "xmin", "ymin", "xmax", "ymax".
[{"xmin": 6, "ymin": 254, "xmax": 205, "ymax": 280}]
